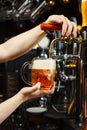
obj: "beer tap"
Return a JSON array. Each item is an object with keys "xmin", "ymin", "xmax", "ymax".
[
  {"xmin": 40, "ymin": 22, "xmax": 83, "ymax": 116},
  {"xmin": 59, "ymin": 71, "xmax": 76, "ymax": 82}
]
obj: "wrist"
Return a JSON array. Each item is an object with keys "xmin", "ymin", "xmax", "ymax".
[{"xmin": 14, "ymin": 92, "xmax": 25, "ymax": 104}]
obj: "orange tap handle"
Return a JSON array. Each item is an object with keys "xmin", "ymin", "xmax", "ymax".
[{"xmin": 40, "ymin": 22, "xmax": 62, "ymax": 31}]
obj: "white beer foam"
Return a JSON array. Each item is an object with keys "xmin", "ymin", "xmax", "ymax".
[{"xmin": 32, "ymin": 58, "xmax": 56, "ymax": 70}]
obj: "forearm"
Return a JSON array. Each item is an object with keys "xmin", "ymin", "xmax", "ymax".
[
  {"xmin": 0, "ymin": 24, "xmax": 46, "ymax": 63},
  {"xmin": 0, "ymin": 93, "xmax": 23, "ymax": 124}
]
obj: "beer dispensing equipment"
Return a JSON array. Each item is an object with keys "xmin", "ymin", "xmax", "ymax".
[
  {"xmin": 40, "ymin": 22, "xmax": 83, "ymax": 122},
  {"xmin": 20, "ymin": 22, "xmax": 83, "ymax": 127}
]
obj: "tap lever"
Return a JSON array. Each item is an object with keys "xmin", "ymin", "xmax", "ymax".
[{"xmin": 40, "ymin": 22, "xmax": 62, "ymax": 31}]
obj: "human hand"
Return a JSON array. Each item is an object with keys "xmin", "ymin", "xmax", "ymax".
[
  {"xmin": 18, "ymin": 82, "xmax": 55, "ymax": 102},
  {"xmin": 45, "ymin": 15, "xmax": 77, "ymax": 36}
]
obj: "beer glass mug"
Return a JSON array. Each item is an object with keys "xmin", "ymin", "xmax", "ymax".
[{"xmin": 21, "ymin": 57, "xmax": 56, "ymax": 90}]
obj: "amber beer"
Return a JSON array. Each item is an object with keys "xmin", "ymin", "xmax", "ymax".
[{"xmin": 32, "ymin": 58, "xmax": 56, "ymax": 90}]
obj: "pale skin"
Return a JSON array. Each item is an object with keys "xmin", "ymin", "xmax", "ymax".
[{"xmin": 0, "ymin": 15, "xmax": 77, "ymax": 124}]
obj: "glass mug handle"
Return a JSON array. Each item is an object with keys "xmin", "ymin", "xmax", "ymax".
[{"xmin": 20, "ymin": 61, "xmax": 32, "ymax": 86}]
